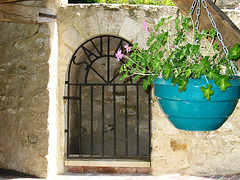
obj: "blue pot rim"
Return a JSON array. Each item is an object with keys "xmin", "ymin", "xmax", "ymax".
[{"xmin": 153, "ymin": 76, "xmax": 240, "ymax": 87}]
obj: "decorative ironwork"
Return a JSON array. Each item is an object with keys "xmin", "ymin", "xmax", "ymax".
[{"xmin": 64, "ymin": 35, "xmax": 151, "ymax": 160}]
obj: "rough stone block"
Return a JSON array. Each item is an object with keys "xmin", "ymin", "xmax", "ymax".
[{"xmin": 119, "ymin": 17, "xmax": 142, "ymax": 41}]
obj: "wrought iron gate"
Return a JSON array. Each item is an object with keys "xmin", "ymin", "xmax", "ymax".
[{"xmin": 64, "ymin": 35, "xmax": 151, "ymax": 160}]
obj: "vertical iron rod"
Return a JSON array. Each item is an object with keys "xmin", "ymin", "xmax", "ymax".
[
  {"xmin": 91, "ymin": 85, "xmax": 94, "ymax": 157},
  {"xmin": 79, "ymin": 85, "xmax": 82, "ymax": 156},
  {"xmin": 100, "ymin": 36, "xmax": 102, "ymax": 56},
  {"xmin": 136, "ymin": 85, "xmax": 139, "ymax": 157},
  {"xmin": 107, "ymin": 36, "xmax": 110, "ymax": 83},
  {"xmin": 125, "ymin": 85, "xmax": 128, "ymax": 157},
  {"xmin": 102, "ymin": 85, "xmax": 105, "ymax": 157},
  {"xmin": 66, "ymin": 87, "xmax": 70, "ymax": 158},
  {"xmin": 148, "ymin": 87, "xmax": 151, "ymax": 157},
  {"xmin": 113, "ymin": 85, "xmax": 116, "ymax": 156}
]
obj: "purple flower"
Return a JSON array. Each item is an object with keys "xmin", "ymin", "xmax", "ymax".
[
  {"xmin": 115, "ymin": 49, "xmax": 123, "ymax": 62},
  {"xmin": 143, "ymin": 20, "xmax": 149, "ymax": 33},
  {"xmin": 124, "ymin": 43, "xmax": 132, "ymax": 53}
]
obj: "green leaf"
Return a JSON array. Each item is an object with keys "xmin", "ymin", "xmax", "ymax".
[
  {"xmin": 206, "ymin": 70, "xmax": 218, "ymax": 80},
  {"xmin": 130, "ymin": 68, "xmax": 136, "ymax": 74},
  {"xmin": 209, "ymin": 28, "xmax": 217, "ymax": 38},
  {"xmin": 214, "ymin": 75, "xmax": 232, "ymax": 91},
  {"xmin": 142, "ymin": 76, "xmax": 152, "ymax": 90},
  {"xmin": 142, "ymin": 79, "xmax": 149, "ymax": 90},
  {"xmin": 192, "ymin": 64, "xmax": 204, "ymax": 78},
  {"xmin": 228, "ymin": 43, "xmax": 240, "ymax": 60},
  {"xmin": 200, "ymin": 57, "xmax": 210, "ymax": 67},
  {"xmin": 201, "ymin": 29, "xmax": 208, "ymax": 38},
  {"xmin": 177, "ymin": 77, "xmax": 188, "ymax": 92},
  {"xmin": 146, "ymin": 33, "xmax": 155, "ymax": 46},
  {"xmin": 162, "ymin": 63, "xmax": 172, "ymax": 80},
  {"xmin": 182, "ymin": 16, "xmax": 191, "ymax": 31},
  {"xmin": 155, "ymin": 18, "xmax": 166, "ymax": 30},
  {"xmin": 201, "ymin": 84, "xmax": 214, "ymax": 101},
  {"xmin": 213, "ymin": 43, "xmax": 219, "ymax": 51},
  {"xmin": 132, "ymin": 43, "xmax": 138, "ymax": 50},
  {"xmin": 120, "ymin": 72, "xmax": 128, "ymax": 80},
  {"xmin": 175, "ymin": 16, "xmax": 180, "ymax": 30},
  {"xmin": 171, "ymin": 77, "xmax": 178, "ymax": 87},
  {"xmin": 184, "ymin": 69, "xmax": 192, "ymax": 78},
  {"xmin": 133, "ymin": 74, "xmax": 140, "ymax": 82},
  {"xmin": 191, "ymin": 45, "xmax": 200, "ymax": 56},
  {"xmin": 119, "ymin": 66, "xmax": 124, "ymax": 73}
]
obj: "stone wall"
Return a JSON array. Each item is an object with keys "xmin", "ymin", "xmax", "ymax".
[
  {"xmin": 57, "ymin": 4, "xmax": 240, "ymax": 176},
  {"xmin": 215, "ymin": 0, "xmax": 240, "ymax": 9},
  {"xmin": 0, "ymin": 22, "xmax": 54, "ymax": 177},
  {"xmin": 0, "ymin": 3, "xmax": 240, "ymax": 178}
]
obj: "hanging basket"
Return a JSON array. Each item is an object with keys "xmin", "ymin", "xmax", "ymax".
[{"xmin": 153, "ymin": 76, "xmax": 240, "ymax": 131}]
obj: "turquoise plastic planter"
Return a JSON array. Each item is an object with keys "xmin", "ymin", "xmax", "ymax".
[{"xmin": 153, "ymin": 76, "xmax": 240, "ymax": 131}]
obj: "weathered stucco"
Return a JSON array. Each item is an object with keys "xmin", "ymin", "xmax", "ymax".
[{"xmin": 0, "ymin": 3, "xmax": 240, "ymax": 178}]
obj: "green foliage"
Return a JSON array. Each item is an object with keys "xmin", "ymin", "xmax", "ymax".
[
  {"xmin": 96, "ymin": 0, "xmax": 175, "ymax": 5},
  {"xmin": 228, "ymin": 43, "xmax": 240, "ymax": 60},
  {"xmin": 201, "ymin": 84, "xmax": 214, "ymax": 101},
  {"xmin": 119, "ymin": 15, "xmax": 240, "ymax": 100}
]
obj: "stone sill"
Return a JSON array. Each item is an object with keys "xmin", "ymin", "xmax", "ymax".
[{"xmin": 65, "ymin": 159, "xmax": 150, "ymax": 168}]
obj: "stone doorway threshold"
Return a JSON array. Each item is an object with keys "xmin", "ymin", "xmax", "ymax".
[{"xmin": 65, "ymin": 159, "xmax": 150, "ymax": 174}]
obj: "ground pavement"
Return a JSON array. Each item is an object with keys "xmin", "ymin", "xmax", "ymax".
[{"xmin": 0, "ymin": 169, "xmax": 240, "ymax": 180}]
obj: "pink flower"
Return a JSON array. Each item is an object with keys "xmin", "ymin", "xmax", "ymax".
[
  {"xmin": 115, "ymin": 49, "xmax": 123, "ymax": 62},
  {"xmin": 143, "ymin": 20, "xmax": 149, "ymax": 33},
  {"xmin": 124, "ymin": 43, "xmax": 132, "ymax": 53},
  {"xmin": 170, "ymin": 45, "xmax": 175, "ymax": 48},
  {"xmin": 235, "ymin": 4, "xmax": 240, "ymax": 9}
]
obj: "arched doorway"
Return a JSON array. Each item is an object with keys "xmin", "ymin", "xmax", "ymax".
[{"xmin": 64, "ymin": 35, "xmax": 151, "ymax": 160}]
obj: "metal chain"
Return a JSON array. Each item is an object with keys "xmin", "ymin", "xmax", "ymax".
[
  {"xmin": 191, "ymin": 0, "xmax": 238, "ymax": 75},
  {"xmin": 189, "ymin": 0, "xmax": 198, "ymax": 16},
  {"xmin": 202, "ymin": 0, "xmax": 238, "ymax": 75},
  {"xmin": 195, "ymin": 0, "xmax": 201, "ymax": 30}
]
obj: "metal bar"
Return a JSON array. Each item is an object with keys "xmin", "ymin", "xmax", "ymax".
[
  {"xmin": 114, "ymin": 39, "xmax": 123, "ymax": 55},
  {"xmin": 82, "ymin": 46, "xmax": 98, "ymax": 59},
  {"xmin": 82, "ymin": 46, "xmax": 93, "ymax": 63},
  {"xmin": 66, "ymin": 59, "xmax": 75, "ymax": 158},
  {"xmin": 102, "ymin": 85, "xmax": 105, "ymax": 157},
  {"xmin": 107, "ymin": 36, "xmax": 110, "ymax": 83},
  {"xmin": 66, "ymin": 88, "xmax": 70, "ymax": 158},
  {"xmin": 148, "ymin": 87, "xmax": 151, "ymax": 158},
  {"xmin": 113, "ymin": 85, "xmax": 116, "ymax": 157},
  {"xmin": 110, "ymin": 71, "xmax": 121, "ymax": 84},
  {"xmin": 84, "ymin": 62, "xmax": 107, "ymax": 84},
  {"xmin": 68, "ymin": 155, "xmax": 150, "ymax": 160},
  {"xmin": 79, "ymin": 86, "xmax": 82, "ymax": 156},
  {"xmin": 125, "ymin": 85, "xmax": 128, "ymax": 157},
  {"xmin": 91, "ymin": 40, "xmax": 101, "ymax": 56},
  {"xmin": 136, "ymin": 85, "xmax": 139, "ymax": 157},
  {"xmin": 100, "ymin": 36, "xmax": 102, "ymax": 56},
  {"xmin": 91, "ymin": 85, "xmax": 94, "ymax": 157},
  {"xmin": 66, "ymin": 83, "xmax": 143, "ymax": 86}
]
